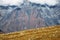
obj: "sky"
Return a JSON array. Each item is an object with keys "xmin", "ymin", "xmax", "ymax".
[{"xmin": 0, "ymin": 0, "xmax": 59, "ymax": 6}]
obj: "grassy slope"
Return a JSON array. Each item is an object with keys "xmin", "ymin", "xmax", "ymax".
[{"xmin": 0, "ymin": 25, "xmax": 60, "ymax": 40}]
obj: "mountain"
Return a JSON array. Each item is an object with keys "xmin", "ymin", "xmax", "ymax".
[
  {"xmin": 0, "ymin": 5, "xmax": 18, "ymax": 9},
  {"xmin": 0, "ymin": 2, "xmax": 60, "ymax": 33}
]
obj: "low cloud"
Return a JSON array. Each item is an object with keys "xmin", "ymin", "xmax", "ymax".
[
  {"xmin": 0, "ymin": 0, "xmax": 23, "ymax": 6},
  {"xmin": 29, "ymin": 0, "xmax": 58, "ymax": 6},
  {"xmin": 0, "ymin": 0, "xmax": 59, "ymax": 6}
]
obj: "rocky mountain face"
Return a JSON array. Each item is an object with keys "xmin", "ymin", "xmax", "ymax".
[{"xmin": 0, "ymin": 2, "xmax": 60, "ymax": 33}]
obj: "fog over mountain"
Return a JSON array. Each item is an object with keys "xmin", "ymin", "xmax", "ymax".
[
  {"xmin": 0, "ymin": 0, "xmax": 59, "ymax": 6},
  {"xmin": 0, "ymin": 0, "xmax": 23, "ymax": 6},
  {"xmin": 29, "ymin": 0, "xmax": 58, "ymax": 6},
  {"xmin": 0, "ymin": 0, "xmax": 60, "ymax": 33}
]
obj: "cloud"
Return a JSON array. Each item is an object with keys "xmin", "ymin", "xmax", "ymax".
[
  {"xmin": 29, "ymin": 0, "xmax": 58, "ymax": 6},
  {"xmin": 0, "ymin": 0, "xmax": 59, "ymax": 6},
  {"xmin": 0, "ymin": 0, "xmax": 23, "ymax": 5}
]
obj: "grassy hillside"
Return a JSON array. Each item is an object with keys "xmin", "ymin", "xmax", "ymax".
[{"xmin": 0, "ymin": 25, "xmax": 60, "ymax": 40}]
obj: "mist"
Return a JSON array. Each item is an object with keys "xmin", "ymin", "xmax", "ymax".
[
  {"xmin": 29, "ymin": 0, "xmax": 58, "ymax": 6},
  {"xmin": 0, "ymin": 0, "xmax": 23, "ymax": 6}
]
